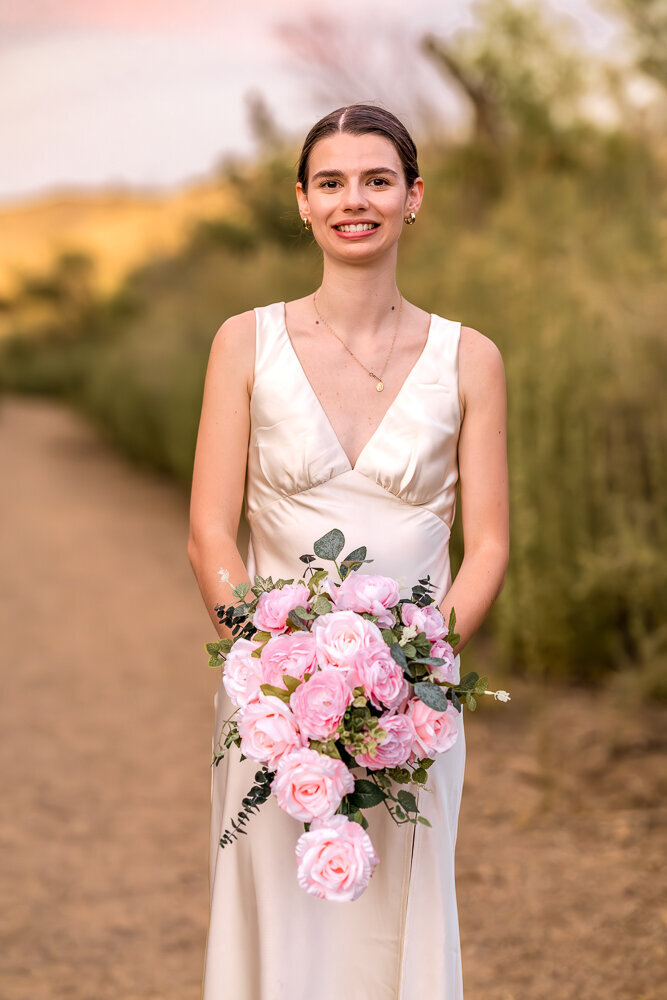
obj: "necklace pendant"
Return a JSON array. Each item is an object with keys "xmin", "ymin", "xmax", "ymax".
[{"xmin": 376, "ymin": 380, "xmax": 384, "ymax": 392}]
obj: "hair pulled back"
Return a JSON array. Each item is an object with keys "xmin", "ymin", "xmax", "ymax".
[{"xmin": 297, "ymin": 104, "xmax": 420, "ymax": 192}]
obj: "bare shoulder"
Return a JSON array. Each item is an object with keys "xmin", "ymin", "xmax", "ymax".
[
  {"xmin": 208, "ymin": 308, "xmax": 257, "ymax": 394},
  {"xmin": 458, "ymin": 324, "xmax": 506, "ymax": 417}
]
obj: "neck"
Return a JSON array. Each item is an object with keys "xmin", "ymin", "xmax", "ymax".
[{"xmin": 315, "ymin": 251, "xmax": 401, "ymax": 339}]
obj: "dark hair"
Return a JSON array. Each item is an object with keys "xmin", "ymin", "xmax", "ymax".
[{"xmin": 297, "ymin": 104, "xmax": 420, "ymax": 192}]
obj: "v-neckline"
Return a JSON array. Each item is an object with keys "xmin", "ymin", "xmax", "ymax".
[{"xmin": 280, "ymin": 301, "xmax": 435, "ymax": 472}]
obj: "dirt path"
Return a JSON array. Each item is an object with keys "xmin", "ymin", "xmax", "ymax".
[{"xmin": 1, "ymin": 396, "xmax": 664, "ymax": 1000}]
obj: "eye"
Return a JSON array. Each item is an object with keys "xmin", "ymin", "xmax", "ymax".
[
  {"xmin": 319, "ymin": 179, "xmax": 340, "ymax": 189},
  {"xmin": 369, "ymin": 177, "xmax": 389, "ymax": 186}
]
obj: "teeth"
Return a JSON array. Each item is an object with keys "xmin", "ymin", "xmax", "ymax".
[{"xmin": 336, "ymin": 223, "xmax": 377, "ymax": 232}]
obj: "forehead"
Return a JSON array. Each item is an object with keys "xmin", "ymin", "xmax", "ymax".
[{"xmin": 307, "ymin": 132, "xmax": 402, "ymax": 177}]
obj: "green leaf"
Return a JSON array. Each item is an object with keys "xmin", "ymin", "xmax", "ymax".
[
  {"xmin": 411, "ymin": 656, "xmax": 446, "ymax": 667},
  {"xmin": 414, "ymin": 681, "xmax": 449, "ymax": 712},
  {"xmin": 412, "ymin": 768, "xmax": 428, "ymax": 784},
  {"xmin": 208, "ymin": 655, "xmax": 222, "ymax": 667},
  {"xmin": 394, "ymin": 806, "xmax": 406, "ymax": 820},
  {"xmin": 231, "ymin": 582, "xmax": 251, "ymax": 599},
  {"xmin": 402, "ymin": 642, "xmax": 417, "ymax": 658},
  {"xmin": 450, "ymin": 690, "xmax": 462, "ymax": 713},
  {"xmin": 381, "ymin": 628, "xmax": 398, "ymax": 645},
  {"xmin": 313, "ymin": 528, "xmax": 345, "ymax": 561},
  {"xmin": 417, "ymin": 816, "xmax": 432, "ymax": 827},
  {"xmin": 390, "ymin": 643, "xmax": 408, "ymax": 669},
  {"xmin": 282, "ymin": 674, "xmax": 302, "ymax": 694},
  {"xmin": 458, "ymin": 671, "xmax": 479, "ymax": 691},
  {"xmin": 397, "ymin": 790, "xmax": 418, "ymax": 813},
  {"xmin": 259, "ymin": 684, "xmax": 291, "ymax": 704},
  {"xmin": 474, "ymin": 675, "xmax": 490, "ymax": 695},
  {"xmin": 311, "ymin": 595, "xmax": 333, "ymax": 615},
  {"xmin": 348, "ymin": 779, "xmax": 387, "ymax": 809},
  {"xmin": 287, "ymin": 610, "xmax": 309, "ymax": 630},
  {"xmin": 340, "ymin": 545, "xmax": 367, "ymax": 579},
  {"xmin": 307, "ymin": 569, "xmax": 329, "ymax": 591},
  {"xmin": 466, "ymin": 693, "xmax": 477, "ymax": 711},
  {"xmin": 252, "ymin": 631, "xmax": 272, "ymax": 645}
]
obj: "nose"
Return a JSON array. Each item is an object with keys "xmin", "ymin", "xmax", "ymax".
[{"xmin": 340, "ymin": 178, "xmax": 369, "ymax": 212}]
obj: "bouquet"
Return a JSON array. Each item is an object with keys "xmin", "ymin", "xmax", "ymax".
[{"xmin": 206, "ymin": 528, "xmax": 510, "ymax": 902}]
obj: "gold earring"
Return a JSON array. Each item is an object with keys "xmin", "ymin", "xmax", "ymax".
[
  {"xmin": 404, "ymin": 212, "xmax": 416, "ymax": 225},
  {"xmin": 302, "ymin": 217, "xmax": 312, "ymax": 231}
]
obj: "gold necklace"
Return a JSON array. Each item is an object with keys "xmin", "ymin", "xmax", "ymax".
[{"xmin": 312, "ymin": 291, "xmax": 403, "ymax": 392}]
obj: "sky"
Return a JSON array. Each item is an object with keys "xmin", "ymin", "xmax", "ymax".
[{"xmin": 0, "ymin": 0, "xmax": 625, "ymax": 204}]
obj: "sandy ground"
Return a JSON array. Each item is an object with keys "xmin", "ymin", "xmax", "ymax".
[{"xmin": 1, "ymin": 395, "xmax": 664, "ymax": 1000}]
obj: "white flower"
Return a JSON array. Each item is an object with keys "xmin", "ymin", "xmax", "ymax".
[
  {"xmin": 484, "ymin": 688, "xmax": 512, "ymax": 702},
  {"xmin": 400, "ymin": 624, "xmax": 419, "ymax": 642},
  {"xmin": 217, "ymin": 568, "xmax": 230, "ymax": 583}
]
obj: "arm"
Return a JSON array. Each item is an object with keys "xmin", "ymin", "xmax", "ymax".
[
  {"xmin": 438, "ymin": 326, "xmax": 510, "ymax": 653},
  {"xmin": 187, "ymin": 310, "xmax": 256, "ymax": 639}
]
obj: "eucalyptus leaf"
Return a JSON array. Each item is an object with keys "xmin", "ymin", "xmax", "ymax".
[
  {"xmin": 414, "ymin": 681, "xmax": 449, "ymax": 712},
  {"xmin": 340, "ymin": 545, "xmax": 367, "ymax": 579},
  {"xmin": 311, "ymin": 595, "xmax": 333, "ymax": 615},
  {"xmin": 466, "ymin": 693, "xmax": 478, "ymax": 711},
  {"xmin": 313, "ymin": 528, "xmax": 345, "ymax": 561},
  {"xmin": 459, "ymin": 671, "xmax": 479, "ymax": 690},
  {"xmin": 390, "ymin": 643, "xmax": 408, "ymax": 669},
  {"xmin": 308, "ymin": 569, "xmax": 329, "ymax": 590},
  {"xmin": 411, "ymin": 656, "xmax": 446, "ymax": 667}
]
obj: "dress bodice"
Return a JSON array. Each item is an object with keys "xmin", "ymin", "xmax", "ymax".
[{"xmin": 244, "ymin": 301, "xmax": 463, "ymax": 602}]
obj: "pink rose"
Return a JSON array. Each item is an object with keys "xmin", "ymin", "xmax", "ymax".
[
  {"xmin": 353, "ymin": 713, "xmax": 416, "ymax": 770},
  {"xmin": 237, "ymin": 694, "xmax": 303, "ymax": 769},
  {"xmin": 352, "ymin": 642, "xmax": 408, "ymax": 711},
  {"xmin": 290, "ymin": 668, "xmax": 352, "ymax": 741},
  {"xmin": 222, "ymin": 637, "xmax": 263, "ymax": 708},
  {"xmin": 259, "ymin": 633, "xmax": 318, "ymax": 689},
  {"xmin": 252, "ymin": 583, "xmax": 310, "ymax": 636},
  {"xmin": 429, "ymin": 639, "xmax": 458, "ymax": 685},
  {"xmin": 272, "ymin": 747, "xmax": 354, "ymax": 822},
  {"xmin": 406, "ymin": 697, "xmax": 459, "ymax": 757},
  {"xmin": 312, "ymin": 610, "xmax": 383, "ymax": 680},
  {"xmin": 295, "ymin": 814, "xmax": 379, "ymax": 902},
  {"xmin": 401, "ymin": 602, "xmax": 447, "ymax": 641},
  {"xmin": 332, "ymin": 572, "xmax": 400, "ymax": 627}
]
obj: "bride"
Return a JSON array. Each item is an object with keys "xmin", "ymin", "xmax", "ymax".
[{"xmin": 188, "ymin": 103, "xmax": 509, "ymax": 1000}]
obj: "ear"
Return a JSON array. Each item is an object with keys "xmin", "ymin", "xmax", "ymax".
[
  {"xmin": 404, "ymin": 176, "xmax": 424, "ymax": 217},
  {"xmin": 296, "ymin": 181, "xmax": 309, "ymax": 219}
]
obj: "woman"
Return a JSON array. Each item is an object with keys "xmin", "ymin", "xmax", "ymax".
[{"xmin": 188, "ymin": 104, "xmax": 509, "ymax": 1000}]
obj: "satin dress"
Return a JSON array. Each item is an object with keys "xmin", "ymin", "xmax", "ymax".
[{"xmin": 202, "ymin": 301, "xmax": 466, "ymax": 1000}]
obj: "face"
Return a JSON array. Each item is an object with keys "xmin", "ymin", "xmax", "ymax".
[{"xmin": 296, "ymin": 132, "xmax": 423, "ymax": 260}]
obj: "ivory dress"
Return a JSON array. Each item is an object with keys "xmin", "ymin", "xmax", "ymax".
[{"xmin": 202, "ymin": 301, "xmax": 466, "ymax": 1000}]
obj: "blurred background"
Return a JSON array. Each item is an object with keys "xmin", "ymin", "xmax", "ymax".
[{"xmin": 1, "ymin": 1, "xmax": 665, "ymax": 998}]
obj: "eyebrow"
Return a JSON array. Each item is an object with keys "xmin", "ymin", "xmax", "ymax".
[{"xmin": 310, "ymin": 167, "xmax": 401, "ymax": 183}]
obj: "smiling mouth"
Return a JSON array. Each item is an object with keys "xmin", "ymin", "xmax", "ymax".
[{"xmin": 334, "ymin": 223, "xmax": 379, "ymax": 233}]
